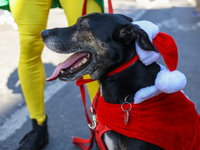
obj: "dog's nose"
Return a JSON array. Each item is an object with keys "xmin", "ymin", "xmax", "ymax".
[{"xmin": 41, "ymin": 30, "xmax": 49, "ymax": 39}]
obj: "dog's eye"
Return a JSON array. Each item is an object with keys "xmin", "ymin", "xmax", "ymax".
[{"xmin": 78, "ymin": 25, "xmax": 87, "ymax": 30}]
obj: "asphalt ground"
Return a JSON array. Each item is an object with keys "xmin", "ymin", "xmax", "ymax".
[{"xmin": 0, "ymin": 0, "xmax": 200, "ymax": 149}]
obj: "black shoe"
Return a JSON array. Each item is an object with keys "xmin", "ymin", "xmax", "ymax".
[{"xmin": 16, "ymin": 116, "xmax": 49, "ymax": 150}]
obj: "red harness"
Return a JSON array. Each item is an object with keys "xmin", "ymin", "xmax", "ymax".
[{"xmin": 73, "ymin": 54, "xmax": 139, "ymax": 150}]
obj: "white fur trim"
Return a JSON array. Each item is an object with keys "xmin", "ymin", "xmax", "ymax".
[
  {"xmin": 136, "ymin": 44, "xmax": 161, "ymax": 66},
  {"xmin": 133, "ymin": 63, "xmax": 163, "ymax": 104},
  {"xmin": 134, "ymin": 85, "xmax": 162, "ymax": 104},
  {"xmin": 132, "ymin": 20, "xmax": 159, "ymax": 42},
  {"xmin": 132, "ymin": 20, "xmax": 160, "ymax": 66},
  {"xmin": 155, "ymin": 70, "xmax": 187, "ymax": 93},
  {"xmin": 133, "ymin": 64, "xmax": 187, "ymax": 104}
]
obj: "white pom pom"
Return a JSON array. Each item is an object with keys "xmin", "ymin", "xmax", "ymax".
[{"xmin": 155, "ymin": 69, "xmax": 187, "ymax": 93}]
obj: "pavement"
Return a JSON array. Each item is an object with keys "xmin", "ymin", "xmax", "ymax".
[{"xmin": 0, "ymin": 0, "xmax": 200, "ymax": 149}]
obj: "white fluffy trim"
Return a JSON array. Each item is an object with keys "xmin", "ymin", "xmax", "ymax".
[
  {"xmin": 132, "ymin": 20, "xmax": 159, "ymax": 41},
  {"xmin": 135, "ymin": 45, "xmax": 161, "ymax": 66},
  {"xmin": 134, "ymin": 85, "xmax": 162, "ymax": 104},
  {"xmin": 155, "ymin": 69, "xmax": 187, "ymax": 94}
]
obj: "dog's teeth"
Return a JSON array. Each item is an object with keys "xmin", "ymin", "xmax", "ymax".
[
  {"xmin": 69, "ymin": 58, "xmax": 88, "ymax": 72},
  {"xmin": 59, "ymin": 57, "xmax": 89, "ymax": 75},
  {"xmin": 82, "ymin": 58, "xmax": 88, "ymax": 64},
  {"xmin": 61, "ymin": 70, "xmax": 65, "ymax": 74}
]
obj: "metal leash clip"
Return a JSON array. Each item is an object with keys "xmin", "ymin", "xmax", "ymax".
[{"xmin": 88, "ymin": 107, "xmax": 97, "ymax": 131}]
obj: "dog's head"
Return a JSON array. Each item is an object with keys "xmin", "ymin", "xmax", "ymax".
[{"xmin": 42, "ymin": 13, "xmax": 157, "ymax": 81}]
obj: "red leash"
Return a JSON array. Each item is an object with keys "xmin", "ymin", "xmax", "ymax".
[
  {"xmin": 108, "ymin": 0, "xmax": 113, "ymax": 14},
  {"xmin": 72, "ymin": 82, "xmax": 95, "ymax": 150}
]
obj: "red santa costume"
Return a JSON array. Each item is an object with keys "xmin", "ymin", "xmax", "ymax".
[{"xmin": 96, "ymin": 91, "xmax": 200, "ymax": 150}]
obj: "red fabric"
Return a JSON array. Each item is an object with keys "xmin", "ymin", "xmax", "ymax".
[
  {"xmin": 96, "ymin": 91, "xmax": 200, "ymax": 150},
  {"xmin": 153, "ymin": 32, "xmax": 178, "ymax": 71}
]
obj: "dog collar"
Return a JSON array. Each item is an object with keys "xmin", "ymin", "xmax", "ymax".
[
  {"xmin": 106, "ymin": 54, "xmax": 139, "ymax": 77},
  {"xmin": 76, "ymin": 54, "xmax": 139, "ymax": 86}
]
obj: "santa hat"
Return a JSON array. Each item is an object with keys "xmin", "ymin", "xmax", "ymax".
[{"xmin": 133, "ymin": 21, "xmax": 187, "ymax": 94}]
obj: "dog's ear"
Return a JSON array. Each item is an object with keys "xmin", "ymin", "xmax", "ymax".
[
  {"xmin": 116, "ymin": 14, "xmax": 133, "ymax": 22},
  {"xmin": 113, "ymin": 24, "xmax": 158, "ymax": 52}
]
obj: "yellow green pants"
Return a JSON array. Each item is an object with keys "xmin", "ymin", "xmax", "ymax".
[{"xmin": 9, "ymin": 0, "xmax": 100, "ymax": 124}]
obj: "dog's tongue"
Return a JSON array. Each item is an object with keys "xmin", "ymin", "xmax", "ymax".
[{"xmin": 46, "ymin": 52, "xmax": 88, "ymax": 81}]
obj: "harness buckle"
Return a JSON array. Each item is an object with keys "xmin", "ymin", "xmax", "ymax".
[{"xmin": 88, "ymin": 107, "xmax": 97, "ymax": 131}]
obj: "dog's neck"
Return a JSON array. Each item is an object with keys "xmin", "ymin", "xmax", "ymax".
[{"xmin": 99, "ymin": 58, "xmax": 161, "ymax": 104}]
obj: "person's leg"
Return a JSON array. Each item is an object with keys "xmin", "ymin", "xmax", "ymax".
[
  {"xmin": 9, "ymin": 0, "xmax": 51, "ymax": 149},
  {"xmin": 59, "ymin": 0, "xmax": 102, "ymax": 26},
  {"xmin": 86, "ymin": 0, "xmax": 102, "ymax": 14},
  {"xmin": 10, "ymin": 0, "xmax": 52, "ymax": 125},
  {"xmin": 59, "ymin": 0, "xmax": 102, "ymax": 101},
  {"xmin": 59, "ymin": 0, "xmax": 83, "ymax": 26}
]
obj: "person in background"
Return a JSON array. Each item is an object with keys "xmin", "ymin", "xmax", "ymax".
[
  {"xmin": 8, "ymin": 0, "xmax": 102, "ymax": 149},
  {"xmin": 194, "ymin": 0, "xmax": 200, "ymax": 15},
  {"xmin": 0, "ymin": 0, "xmax": 17, "ymax": 29}
]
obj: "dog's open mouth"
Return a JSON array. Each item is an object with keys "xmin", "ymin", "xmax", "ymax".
[{"xmin": 46, "ymin": 52, "xmax": 91, "ymax": 81}]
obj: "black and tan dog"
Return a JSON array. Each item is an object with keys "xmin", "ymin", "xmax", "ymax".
[{"xmin": 41, "ymin": 13, "xmax": 200, "ymax": 150}]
